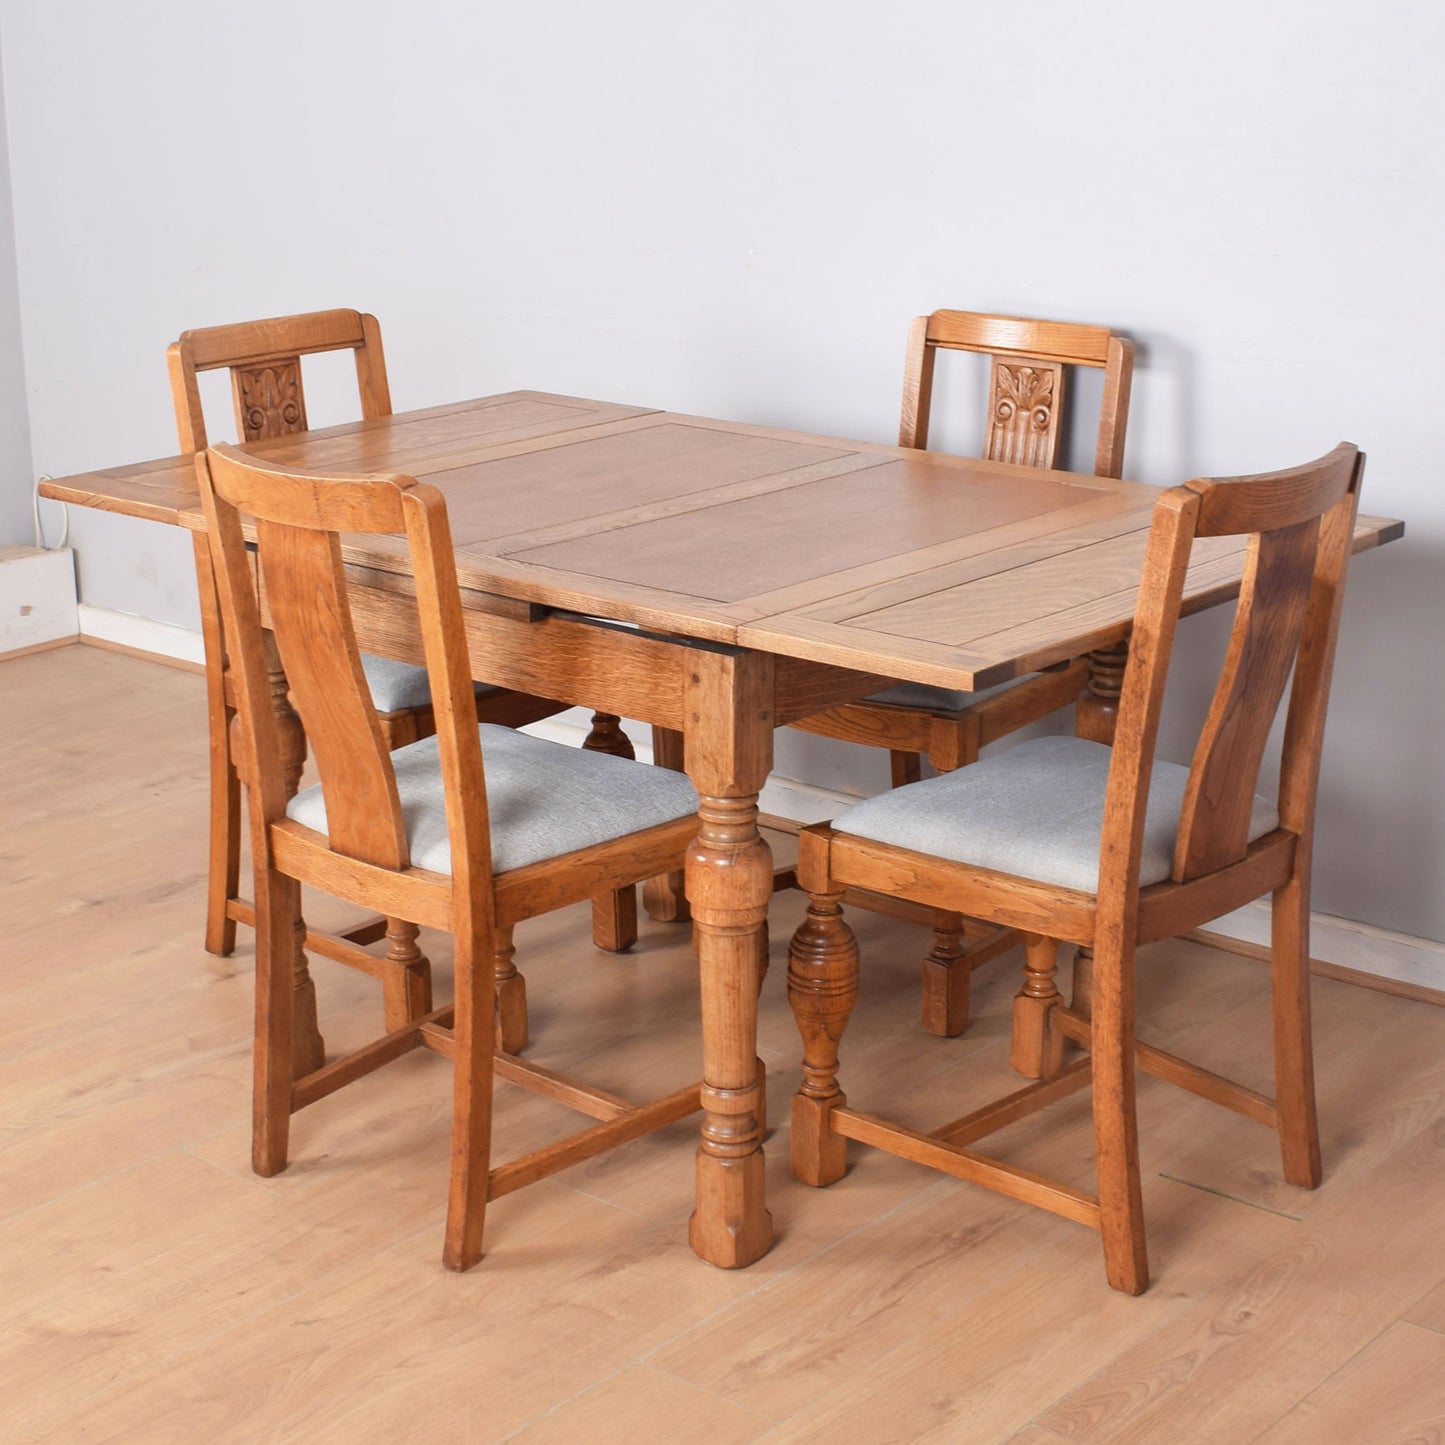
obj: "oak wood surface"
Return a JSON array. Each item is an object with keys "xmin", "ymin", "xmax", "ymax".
[{"xmin": 40, "ymin": 391, "xmax": 1403, "ymax": 692}]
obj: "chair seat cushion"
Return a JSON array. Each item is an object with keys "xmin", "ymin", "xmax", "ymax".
[
  {"xmin": 834, "ymin": 735, "xmax": 1279, "ymax": 893},
  {"xmin": 864, "ymin": 677, "xmax": 1029, "ymax": 713},
  {"xmin": 286, "ymin": 724, "xmax": 698, "ymax": 876},
  {"xmin": 359, "ymin": 653, "xmax": 496, "ymax": 714}
]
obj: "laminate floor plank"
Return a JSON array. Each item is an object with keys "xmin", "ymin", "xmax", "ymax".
[
  {"xmin": 1254, "ymin": 1319, "xmax": 1445, "ymax": 1443},
  {"xmin": 4, "ymin": 644, "xmax": 1443, "ymax": 1445}
]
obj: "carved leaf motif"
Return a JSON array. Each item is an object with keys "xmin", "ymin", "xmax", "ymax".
[
  {"xmin": 238, "ymin": 360, "xmax": 306, "ymax": 440},
  {"xmin": 988, "ymin": 360, "xmax": 1063, "ymax": 468},
  {"xmin": 994, "ymin": 365, "xmax": 1055, "ymax": 432}
]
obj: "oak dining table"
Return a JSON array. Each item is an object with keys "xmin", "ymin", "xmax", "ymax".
[{"xmin": 40, "ymin": 390, "xmax": 1403, "ymax": 1269}]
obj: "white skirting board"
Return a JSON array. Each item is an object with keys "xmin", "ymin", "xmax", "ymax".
[
  {"xmin": 77, "ymin": 603, "xmax": 206, "ymax": 666},
  {"xmin": 75, "ymin": 603, "xmax": 1445, "ymax": 995}
]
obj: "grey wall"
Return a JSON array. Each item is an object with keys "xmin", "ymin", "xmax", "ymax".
[
  {"xmin": 1, "ymin": 0, "xmax": 1440, "ymax": 938},
  {"xmin": 0, "ymin": 32, "xmax": 32, "ymax": 545}
]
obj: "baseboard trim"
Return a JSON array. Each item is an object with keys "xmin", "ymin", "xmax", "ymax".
[
  {"xmin": 0, "ymin": 634, "xmax": 77, "ymax": 663},
  {"xmin": 1188, "ymin": 928, "xmax": 1445, "ymax": 1008},
  {"xmin": 79, "ymin": 633, "xmax": 205, "ymax": 674},
  {"xmin": 77, "ymin": 603, "xmax": 206, "ymax": 668},
  {"xmin": 77, "ymin": 603, "xmax": 1444, "ymax": 998}
]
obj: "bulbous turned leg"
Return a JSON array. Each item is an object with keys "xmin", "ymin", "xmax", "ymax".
[
  {"xmin": 920, "ymin": 909, "xmax": 969, "ymax": 1037},
  {"xmin": 381, "ymin": 918, "xmax": 433, "ymax": 1031},
  {"xmin": 788, "ymin": 887, "xmax": 860, "ymax": 1187},
  {"xmin": 687, "ymin": 792, "xmax": 774, "ymax": 1268},
  {"xmin": 492, "ymin": 923, "xmax": 528, "ymax": 1055},
  {"xmin": 583, "ymin": 712, "xmax": 640, "ymax": 951},
  {"xmin": 1011, "ymin": 933, "xmax": 1065, "ymax": 1079}
]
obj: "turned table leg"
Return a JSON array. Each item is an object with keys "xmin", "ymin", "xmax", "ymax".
[{"xmin": 685, "ymin": 650, "xmax": 774, "ymax": 1268}]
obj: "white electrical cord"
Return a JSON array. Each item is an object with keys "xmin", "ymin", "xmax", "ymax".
[{"xmin": 32, "ymin": 476, "xmax": 69, "ymax": 551}]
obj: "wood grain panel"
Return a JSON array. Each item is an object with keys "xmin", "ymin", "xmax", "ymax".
[
  {"xmin": 38, "ymin": 392, "xmax": 1404, "ymax": 697},
  {"xmin": 508, "ymin": 455, "xmax": 1108, "ymax": 603},
  {"xmin": 437, "ymin": 421, "xmax": 855, "ymax": 548}
]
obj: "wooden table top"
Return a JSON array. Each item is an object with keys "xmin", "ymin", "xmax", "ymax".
[{"xmin": 41, "ymin": 391, "xmax": 1403, "ymax": 691}]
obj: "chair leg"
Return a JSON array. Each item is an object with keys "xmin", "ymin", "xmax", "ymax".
[
  {"xmin": 920, "ymin": 910, "xmax": 969, "ymax": 1037},
  {"xmin": 1071, "ymin": 945, "xmax": 1095, "ymax": 1018},
  {"xmin": 1272, "ymin": 877, "xmax": 1322, "ymax": 1188},
  {"xmin": 443, "ymin": 920, "xmax": 497, "ymax": 1272},
  {"xmin": 889, "ymin": 750, "xmax": 923, "ymax": 787},
  {"xmin": 592, "ymin": 886, "xmax": 639, "ymax": 953},
  {"xmin": 1090, "ymin": 931, "xmax": 1148, "ymax": 1295},
  {"xmin": 493, "ymin": 922, "xmax": 528, "ymax": 1055},
  {"xmin": 1011, "ymin": 934, "xmax": 1066, "ymax": 1079},
  {"xmin": 380, "ymin": 919, "xmax": 433, "ymax": 1030},
  {"xmin": 204, "ymin": 713, "xmax": 242, "ymax": 957},
  {"xmin": 583, "ymin": 713, "xmax": 641, "ymax": 950},
  {"xmin": 643, "ymin": 726, "xmax": 691, "ymax": 922},
  {"xmin": 195, "ymin": 536, "xmax": 240, "ymax": 958},
  {"xmin": 252, "ymin": 866, "xmax": 300, "ymax": 1178},
  {"xmin": 787, "ymin": 887, "xmax": 860, "ymax": 1187}
]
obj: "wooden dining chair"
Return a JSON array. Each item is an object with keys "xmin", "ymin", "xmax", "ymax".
[
  {"xmin": 195, "ymin": 441, "xmax": 704, "ymax": 1270},
  {"xmin": 786, "ymin": 443, "xmax": 1364, "ymax": 1294},
  {"xmin": 789, "ymin": 310, "xmax": 1136, "ymax": 1039},
  {"xmin": 169, "ymin": 310, "xmax": 608, "ymax": 1049}
]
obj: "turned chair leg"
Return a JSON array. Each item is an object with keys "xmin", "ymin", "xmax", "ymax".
[
  {"xmin": 921, "ymin": 910, "xmax": 969, "ymax": 1037},
  {"xmin": 787, "ymin": 887, "xmax": 860, "ymax": 1187},
  {"xmin": 443, "ymin": 922, "xmax": 497, "ymax": 1272},
  {"xmin": 1011, "ymin": 934, "xmax": 1066, "ymax": 1079},
  {"xmin": 381, "ymin": 918, "xmax": 433, "ymax": 1030},
  {"xmin": 493, "ymin": 922, "xmax": 528, "ymax": 1055},
  {"xmin": 584, "ymin": 712, "xmax": 641, "ymax": 951},
  {"xmin": 1272, "ymin": 878, "xmax": 1322, "ymax": 1188}
]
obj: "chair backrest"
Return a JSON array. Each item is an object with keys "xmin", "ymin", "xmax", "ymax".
[
  {"xmin": 899, "ymin": 309, "xmax": 1134, "ymax": 478},
  {"xmin": 1101, "ymin": 443, "xmax": 1364, "ymax": 901},
  {"xmin": 194, "ymin": 442, "xmax": 490, "ymax": 905},
  {"xmin": 168, "ymin": 309, "xmax": 392, "ymax": 453}
]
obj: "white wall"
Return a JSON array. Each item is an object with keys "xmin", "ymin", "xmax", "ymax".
[
  {"xmin": 0, "ymin": 32, "xmax": 31, "ymax": 545},
  {"xmin": 1, "ymin": 0, "xmax": 1440, "ymax": 939}
]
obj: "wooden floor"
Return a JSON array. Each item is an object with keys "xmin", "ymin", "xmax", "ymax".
[{"xmin": 5, "ymin": 643, "xmax": 1445, "ymax": 1444}]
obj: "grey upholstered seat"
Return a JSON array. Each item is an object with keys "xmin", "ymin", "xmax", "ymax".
[
  {"xmin": 359, "ymin": 653, "xmax": 497, "ymax": 713},
  {"xmin": 864, "ymin": 677, "xmax": 1026, "ymax": 712},
  {"xmin": 288, "ymin": 724, "xmax": 698, "ymax": 875},
  {"xmin": 834, "ymin": 735, "xmax": 1279, "ymax": 894}
]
